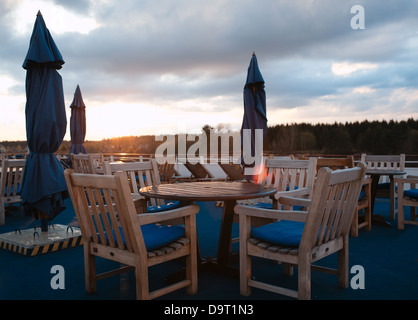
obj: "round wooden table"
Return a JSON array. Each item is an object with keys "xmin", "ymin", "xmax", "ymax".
[
  {"xmin": 139, "ymin": 181, "xmax": 277, "ymax": 275},
  {"xmin": 366, "ymin": 169, "xmax": 406, "ymax": 227}
]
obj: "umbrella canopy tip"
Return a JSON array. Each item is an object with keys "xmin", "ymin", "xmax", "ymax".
[
  {"xmin": 252, "ymin": 51, "xmax": 255, "ymax": 56},
  {"xmin": 37, "ymin": 10, "xmax": 42, "ymax": 16}
]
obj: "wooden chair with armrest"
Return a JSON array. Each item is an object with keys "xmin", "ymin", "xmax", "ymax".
[
  {"xmin": 70, "ymin": 153, "xmax": 97, "ymax": 174},
  {"xmin": 0, "ymin": 159, "xmax": 25, "ymax": 225},
  {"xmin": 64, "ymin": 169, "xmax": 199, "ymax": 300},
  {"xmin": 235, "ymin": 164, "xmax": 366, "ymax": 300},
  {"xmin": 232, "ymin": 157, "xmax": 317, "ymax": 246},
  {"xmin": 103, "ymin": 159, "xmax": 181, "ymax": 216},
  {"xmin": 255, "ymin": 157, "xmax": 318, "ymax": 210},
  {"xmin": 360, "ymin": 153, "xmax": 405, "ymax": 219},
  {"xmin": 316, "ymin": 155, "xmax": 371, "ymax": 237},
  {"xmin": 394, "ymin": 175, "xmax": 418, "ymax": 230}
]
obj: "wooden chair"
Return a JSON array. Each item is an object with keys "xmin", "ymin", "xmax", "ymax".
[
  {"xmin": 0, "ymin": 159, "xmax": 25, "ymax": 225},
  {"xmin": 70, "ymin": 153, "xmax": 97, "ymax": 174},
  {"xmin": 394, "ymin": 175, "xmax": 418, "ymax": 230},
  {"xmin": 255, "ymin": 157, "xmax": 318, "ymax": 209},
  {"xmin": 235, "ymin": 164, "xmax": 367, "ymax": 300},
  {"xmin": 184, "ymin": 161, "xmax": 225, "ymax": 181},
  {"xmin": 156, "ymin": 155, "xmax": 175, "ymax": 184},
  {"xmin": 316, "ymin": 156, "xmax": 371, "ymax": 237},
  {"xmin": 360, "ymin": 154, "xmax": 405, "ymax": 219},
  {"xmin": 64, "ymin": 169, "xmax": 199, "ymax": 300},
  {"xmin": 103, "ymin": 159, "xmax": 182, "ymax": 215},
  {"xmin": 218, "ymin": 163, "xmax": 245, "ymax": 181}
]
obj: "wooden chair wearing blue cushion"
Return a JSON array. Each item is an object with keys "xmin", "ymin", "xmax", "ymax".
[
  {"xmin": 103, "ymin": 159, "xmax": 180, "ymax": 210},
  {"xmin": 254, "ymin": 157, "xmax": 317, "ymax": 210},
  {"xmin": 361, "ymin": 153, "xmax": 405, "ymax": 219},
  {"xmin": 235, "ymin": 164, "xmax": 366, "ymax": 300},
  {"xmin": 394, "ymin": 175, "xmax": 418, "ymax": 230},
  {"xmin": 0, "ymin": 159, "xmax": 25, "ymax": 225},
  {"xmin": 64, "ymin": 169, "xmax": 199, "ymax": 300},
  {"xmin": 316, "ymin": 155, "xmax": 371, "ymax": 237}
]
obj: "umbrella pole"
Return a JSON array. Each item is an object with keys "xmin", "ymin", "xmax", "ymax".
[
  {"xmin": 34, "ymin": 209, "xmax": 49, "ymax": 232},
  {"xmin": 40, "ymin": 218, "xmax": 48, "ymax": 232}
]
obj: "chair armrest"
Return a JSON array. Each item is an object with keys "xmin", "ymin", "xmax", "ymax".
[
  {"xmin": 137, "ymin": 204, "xmax": 199, "ymax": 225},
  {"xmin": 277, "ymin": 196, "xmax": 311, "ymax": 208},
  {"xmin": 273, "ymin": 187, "xmax": 311, "ymax": 200},
  {"xmin": 394, "ymin": 177, "xmax": 418, "ymax": 184},
  {"xmin": 362, "ymin": 176, "xmax": 372, "ymax": 185},
  {"xmin": 234, "ymin": 204, "xmax": 307, "ymax": 222},
  {"xmin": 395, "ymin": 176, "xmax": 418, "ymax": 189}
]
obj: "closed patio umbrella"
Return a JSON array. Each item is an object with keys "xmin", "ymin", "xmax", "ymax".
[
  {"xmin": 241, "ymin": 52, "xmax": 267, "ymax": 181},
  {"xmin": 21, "ymin": 11, "xmax": 68, "ymax": 231},
  {"xmin": 69, "ymin": 84, "xmax": 87, "ymax": 156}
]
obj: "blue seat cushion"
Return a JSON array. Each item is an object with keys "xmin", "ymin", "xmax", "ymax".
[
  {"xmin": 147, "ymin": 200, "xmax": 181, "ymax": 213},
  {"xmin": 100, "ymin": 223, "xmax": 185, "ymax": 251},
  {"xmin": 141, "ymin": 223, "xmax": 185, "ymax": 250},
  {"xmin": 252, "ymin": 202, "xmax": 304, "ymax": 211},
  {"xmin": 404, "ymin": 189, "xmax": 418, "ymax": 199},
  {"xmin": 251, "ymin": 220, "xmax": 305, "ymax": 247},
  {"xmin": 377, "ymin": 182, "xmax": 390, "ymax": 189}
]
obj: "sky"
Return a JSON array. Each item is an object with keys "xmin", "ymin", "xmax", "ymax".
[{"xmin": 1, "ymin": 0, "xmax": 418, "ymax": 141}]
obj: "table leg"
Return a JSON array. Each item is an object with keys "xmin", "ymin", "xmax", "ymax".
[
  {"xmin": 370, "ymin": 176, "xmax": 391, "ymax": 228},
  {"xmin": 389, "ymin": 175, "xmax": 395, "ymax": 220},
  {"xmin": 217, "ymin": 200, "xmax": 236, "ymax": 266},
  {"xmin": 370, "ymin": 176, "xmax": 378, "ymax": 215},
  {"xmin": 165, "ymin": 200, "xmax": 239, "ymax": 284}
]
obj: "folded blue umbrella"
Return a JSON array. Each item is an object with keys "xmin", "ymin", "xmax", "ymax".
[
  {"xmin": 21, "ymin": 11, "xmax": 68, "ymax": 227},
  {"xmin": 241, "ymin": 53, "xmax": 267, "ymax": 181},
  {"xmin": 69, "ymin": 85, "xmax": 88, "ymax": 156}
]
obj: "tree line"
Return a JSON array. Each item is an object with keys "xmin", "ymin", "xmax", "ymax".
[
  {"xmin": 265, "ymin": 118, "xmax": 418, "ymax": 155},
  {"xmin": 1, "ymin": 118, "xmax": 417, "ymax": 156}
]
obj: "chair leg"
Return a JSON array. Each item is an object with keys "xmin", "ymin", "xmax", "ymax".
[
  {"xmin": 84, "ymin": 244, "xmax": 96, "ymax": 294},
  {"xmin": 337, "ymin": 236, "xmax": 349, "ymax": 288},
  {"xmin": 135, "ymin": 262, "xmax": 149, "ymax": 300},
  {"xmin": 390, "ymin": 180, "xmax": 396, "ymax": 220},
  {"xmin": 364, "ymin": 204, "xmax": 371, "ymax": 231},
  {"xmin": 0, "ymin": 198, "xmax": 5, "ymax": 225},
  {"xmin": 351, "ymin": 208, "xmax": 359, "ymax": 237},
  {"xmin": 186, "ymin": 216, "xmax": 198, "ymax": 295},
  {"xmin": 239, "ymin": 215, "xmax": 251, "ymax": 296},
  {"xmin": 283, "ymin": 263, "xmax": 294, "ymax": 276},
  {"xmin": 298, "ymin": 253, "xmax": 311, "ymax": 300},
  {"xmin": 397, "ymin": 202, "xmax": 405, "ymax": 230}
]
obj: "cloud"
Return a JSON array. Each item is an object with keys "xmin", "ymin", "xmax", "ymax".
[
  {"xmin": 1, "ymin": 0, "xmax": 418, "ymax": 140},
  {"xmin": 331, "ymin": 62, "xmax": 378, "ymax": 77}
]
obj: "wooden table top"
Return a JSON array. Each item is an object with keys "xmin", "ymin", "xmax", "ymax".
[{"xmin": 139, "ymin": 181, "xmax": 277, "ymax": 202}]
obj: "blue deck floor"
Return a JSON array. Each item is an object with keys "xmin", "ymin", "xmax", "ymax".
[{"xmin": 0, "ymin": 197, "xmax": 417, "ymax": 302}]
